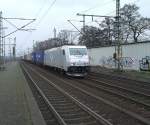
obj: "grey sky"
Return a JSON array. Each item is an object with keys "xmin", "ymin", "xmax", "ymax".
[{"xmin": 0, "ymin": 0, "xmax": 149, "ymax": 56}]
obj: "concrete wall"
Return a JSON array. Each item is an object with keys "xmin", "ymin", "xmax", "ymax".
[{"xmin": 88, "ymin": 42, "xmax": 150, "ymax": 70}]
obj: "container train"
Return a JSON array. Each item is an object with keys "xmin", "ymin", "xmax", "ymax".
[{"xmin": 23, "ymin": 45, "xmax": 90, "ymax": 77}]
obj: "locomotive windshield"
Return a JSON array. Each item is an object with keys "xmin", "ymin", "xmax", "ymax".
[{"xmin": 69, "ymin": 48, "xmax": 87, "ymax": 55}]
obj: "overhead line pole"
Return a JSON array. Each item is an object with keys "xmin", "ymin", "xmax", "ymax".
[
  {"xmin": 0, "ymin": 15, "xmax": 36, "ymax": 68},
  {"xmin": 7, "ymin": 37, "xmax": 16, "ymax": 62},
  {"xmin": 0, "ymin": 11, "xmax": 5, "ymax": 70},
  {"xmin": 2, "ymin": 15, "xmax": 5, "ymax": 68},
  {"xmin": 0, "ymin": 12, "xmax": 2, "ymax": 67},
  {"xmin": 116, "ymin": 0, "xmax": 122, "ymax": 71},
  {"xmin": 13, "ymin": 37, "xmax": 16, "ymax": 60},
  {"xmin": 3, "ymin": 28, "xmax": 6, "ymax": 66},
  {"xmin": 83, "ymin": 15, "xmax": 85, "ymax": 32}
]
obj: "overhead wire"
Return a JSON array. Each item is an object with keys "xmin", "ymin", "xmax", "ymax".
[
  {"xmin": 79, "ymin": 0, "xmax": 115, "ymax": 13},
  {"xmin": 66, "ymin": 0, "xmax": 115, "ymax": 34},
  {"xmin": 22, "ymin": 0, "xmax": 57, "ymax": 52},
  {"xmin": 22, "ymin": 0, "xmax": 118, "ymax": 53},
  {"xmin": 34, "ymin": 0, "xmax": 49, "ymax": 18},
  {"xmin": 35, "ymin": 0, "xmax": 57, "ymax": 27},
  {"xmin": 105, "ymin": 10, "xmax": 116, "ymax": 16},
  {"xmin": 22, "ymin": 2, "xmax": 47, "ymax": 40},
  {"xmin": 75, "ymin": 0, "xmax": 116, "ymax": 30},
  {"xmin": 89, "ymin": 0, "xmax": 140, "ymax": 27}
]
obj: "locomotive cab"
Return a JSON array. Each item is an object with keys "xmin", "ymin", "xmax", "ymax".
[{"xmin": 64, "ymin": 46, "xmax": 89, "ymax": 76}]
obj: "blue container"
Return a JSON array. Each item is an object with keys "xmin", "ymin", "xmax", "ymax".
[
  {"xmin": 35, "ymin": 50, "xmax": 44, "ymax": 65},
  {"xmin": 32, "ymin": 52, "xmax": 36, "ymax": 63}
]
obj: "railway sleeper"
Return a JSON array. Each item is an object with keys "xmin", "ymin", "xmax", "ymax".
[
  {"xmin": 42, "ymin": 110, "xmax": 54, "ymax": 117},
  {"xmin": 57, "ymin": 108, "xmax": 81, "ymax": 113},
  {"xmin": 48, "ymin": 95, "xmax": 65, "ymax": 98},
  {"xmin": 68, "ymin": 121, "xmax": 98, "ymax": 125},
  {"xmin": 54, "ymin": 105, "xmax": 79, "ymax": 110},
  {"xmin": 45, "ymin": 93, "xmax": 64, "ymax": 97},
  {"xmin": 51, "ymin": 102, "xmax": 75, "ymax": 106},
  {"xmin": 65, "ymin": 116, "xmax": 96, "ymax": 124},
  {"xmin": 61, "ymin": 112, "xmax": 90, "ymax": 119},
  {"xmin": 49, "ymin": 100, "xmax": 68, "ymax": 103},
  {"xmin": 49, "ymin": 100, "xmax": 72, "ymax": 104},
  {"xmin": 46, "ymin": 120, "xmax": 59, "ymax": 125},
  {"xmin": 39, "ymin": 106, "xmax": 52, "ymax": 112},
  {"xmin": 48, "ymin": 98, "xmax": 67, "ymax": 101}
]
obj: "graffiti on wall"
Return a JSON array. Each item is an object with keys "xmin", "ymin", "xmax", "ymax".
[
  {"xmin": 139, "ymin": 56, "xmax": 150, "ymax": 71},
  {"xmin": 99, "ymin": 56, "xmax": 138, "ymax": 68},
  {"xmin": 89, "ymin": 54, "xmax": 150, "ymax": 70}
]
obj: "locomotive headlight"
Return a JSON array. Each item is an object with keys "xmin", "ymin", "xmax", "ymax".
[
  {"xmin": 84, "ymin": 62, "xmax": 89, "ymax": 65},
  {"xmin": 70, "ymin": 62, "xmax": 75, "ymax": 66}
]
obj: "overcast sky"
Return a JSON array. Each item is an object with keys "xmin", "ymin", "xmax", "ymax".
[{"xmin": 0, "ymin": 0, "xmax": 149, "ymax": 56}]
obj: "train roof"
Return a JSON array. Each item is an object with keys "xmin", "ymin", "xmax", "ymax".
[
  {"xmin": 62, "ymin": 45, "xmax": 87, "ymax": 48},
  {"xmin": 45, "ymin": 45, "xmax": 87, "ymax": 52}
]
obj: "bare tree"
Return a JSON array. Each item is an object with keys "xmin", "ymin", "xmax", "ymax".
[
  {"xmin": 99, "ymin": 18, "xmax": 115, "ymax": 44},
  {"xmin": 79, "ymin": 26, "xmax": 111, "ymax": 47},
  {"xmin": 120, "ymin": 4, "xmax": 150, "ymax": 43}
]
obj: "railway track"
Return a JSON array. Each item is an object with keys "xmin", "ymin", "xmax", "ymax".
[
  {"xmin": 21, "ymin": 63, "xmax": 112, "ymax": 125},
  {"xmin": 86, "ymin": 72, "xmax": 150, "ymax": 107},
  {"xmin": 89, "ymin": 72, "xmax": 150, "ymax": 95},
  {"xmin": 24, "ymin": 62, "xmax": 150, "ymax": 125},
  {"xmin": 85, "ymin": 76, "xmax": 150, "ymax": 106},
  {"xmin": 21, "ymin": 64, "xmax": 66, "ymax": 125},
  {"xmin": 90, "ymin": 71, "xmax": 150, "ymax": 84},
  {"xmin": 69, "ymin": 77, "xmax": 150, "ymax": 119}
]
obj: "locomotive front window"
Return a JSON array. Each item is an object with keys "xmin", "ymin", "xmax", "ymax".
[
  {"xmin": 62, "ymin": 49, "xmax": 65, "ymax": 55},
  {"xmin": 69, "ymin": 48, "xmax": 87, "ymax": 55}
]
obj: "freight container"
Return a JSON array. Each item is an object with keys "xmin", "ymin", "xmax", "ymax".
[
  {"xmin": 32, "ymin": 52, "xmax": 36, "ymax": 63},
  {"xmin": 35, "ymin": 50, "xmax": 44, "ymax": 65}
]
